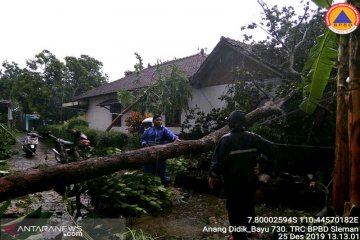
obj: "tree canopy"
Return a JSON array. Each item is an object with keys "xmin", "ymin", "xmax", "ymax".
[{"xmin": 0, "ymin": 50, "xmax": 108, "ymax": 122}]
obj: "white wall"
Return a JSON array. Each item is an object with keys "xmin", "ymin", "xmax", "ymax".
[
  {"xmin": 173, "ymin": 84, "xmax": 228, "ymax": 134},
  {"xmin": 85, "ymin": 84, "xmax": 228, "ymax": 134},
  {"xmin": 188, "ymin": 84, "xmax": 228, "ymax": 113},
  {"xmin": 86, "ymin": 96, "xmax": 131, "ymax": 133}
]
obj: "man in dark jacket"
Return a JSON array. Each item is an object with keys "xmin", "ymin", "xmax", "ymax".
[{"xmin": 209, "ymin": 111, "xmax": 275, "ymax": 240}]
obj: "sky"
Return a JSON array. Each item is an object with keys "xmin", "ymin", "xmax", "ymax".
[{"xmin": 0, "ymin": 0, "xmax": 322, "ymax": 82}]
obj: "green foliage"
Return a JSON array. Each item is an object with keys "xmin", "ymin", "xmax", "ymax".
[
  {"xmin": 87, "ymin": 171, "xmax": 174, "ymax": 217},
  {"xmin": 66, "ymin": 117, "xmax": 89, "ymax": 129},
  {"xmin": 37, "ymin": 124, "xmax": 71, "ymax": 141},
  {"xmin": 167, "ymin": 157, "xmax": 188, "ymax": 176},
  {"xmin": 220, "ymin": 68, "xmax": 265, "ymax": 112},
  {"xmin": 64, "ymin": 54, "xmax": 108, "ymax": 98},
  {"xmin": 0, "ymin": 124, "xmax": 16, "ymax": 159},
  {"xmin": 0, "ymin": 201, "xmax": 52, "ymax": 240},
  {"xmin": 312, "ymin": 0, "xmax": 332, "ymax": 8},
  {"xmin": 94, "ymin": 147, "xmax": 122, "ymax": 157},
  {"xmin": 123, "ymin": 228, "xmax": 155, "ymax": 240},
  {"xmin": 95, "ymin": 131, "xmax": 129, "ymax": 150},
  {"xmin": 125, "ymin": 134, "xmax": 142, "ymax": 150},
  {"xmin": 0, "ymin": 50, "xmax": 108, "ymax": 123},
  {"xmin": 180, "ymin": 106, "xmax": 228, "ymax": 139},
  {"xmin": 117, "ymin": 61, "xmax": 191, "ymax": 124},
  {"xmin": 39, "ymin": 123, "xmax": 128, "ymax": 150},
  {"xmin": 300, "ymin": 29, "xmax": 338, "ymax": 114},
  {"xmin": 241, "ymin": 1, "xmax": 326, "ymax": 76},
  {"xmin": 249, "ymin": 122, "xmax": 287, "ymax": 143},
  {"xmin": 147, "ymin": 65, "xmax": 191, "ymax": 123},
  {"xmin": 117, "ymin": 89, "xmax": 135, "ymax": 108}
]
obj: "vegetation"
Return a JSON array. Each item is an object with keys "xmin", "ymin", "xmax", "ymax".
[
  {"xmin": 116, "ymin": 57, "xmax": 192, "ymax": 124},
  {"xmin": 37, "ymin": 118, "xmax": 129, "ymax": 151},
  {"xmin": 125, "ymin": 112, "xmax": 152, "ymax": 134},
  {"xmin": 0, "ymin": 124, "xmax": 16, "ymax": 159},
  {"xmin": 0, "ymin": 200, "xmax": 52, "ymax": 239},
  {"xmin": 87, "ymin": 171, "xmax": 174, "ymax": 217},
  {"xmin": 0, "ymin": 50, "xmax": 108, "ymax": 123},
  {"xmin": 298, "ymin": 0, "xmax": 360, "ymax": 214}
]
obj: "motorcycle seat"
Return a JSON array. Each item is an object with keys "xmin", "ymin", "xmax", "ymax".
[{"xmin": 59, "ymin": 139, "xmax": 74, "ymax": 146}]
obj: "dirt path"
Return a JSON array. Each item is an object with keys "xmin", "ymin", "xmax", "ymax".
[
  {"xmin": 3, "ymin": 134, "xmax": 83, "ymax": 239},
  {"xmin": 129, "ymin": 192, "xmax": 229, "ymax": 239},
  {"xmin": 7, "ymin": 134, "xmax": 58, "ymax": 171}
]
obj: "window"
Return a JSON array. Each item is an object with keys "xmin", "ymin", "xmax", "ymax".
[
  {"xmin": 110, "ymin": 103, "xmax": 122, "ymax": 127},
  {"xmin": 166, "ymin": 109, "xmax": 182, "ymax": 127}
]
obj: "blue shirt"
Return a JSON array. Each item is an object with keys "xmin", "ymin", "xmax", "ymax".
[{"xmin": 141, "ymin": 126, "xmax": 178, "ymax": 146}]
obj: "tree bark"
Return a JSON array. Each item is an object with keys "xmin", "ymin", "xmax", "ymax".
[
  {"xmin": 348, "ymin": 17, "xmax": 360, "ymax": 207},
  {"xmin": 0, "ymin": 104, "xmax": 282, "ymax": 202},
  {"xmin": 332, "ymin": 35, "xmax": 350, "ymax": 214}
]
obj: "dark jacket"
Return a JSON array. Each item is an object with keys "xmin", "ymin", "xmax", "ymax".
[{"xmin": 210, "ymin": 112, "xmax": 275, "ymax": 190}]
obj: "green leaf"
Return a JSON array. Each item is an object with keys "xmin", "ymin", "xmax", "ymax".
[
  {"xmin": 300, "ymin": 29, "xmax": 338, "ymax": 114},
  {"xmin": 311, "ymin": 0, "xmax": 332, "ymax": 8},
  {"xmin": 117, "ymin": 89, "xmax": 134, "ymax": 107},
  {"xmin": 0, "ymin": 200, "xmax": 11, "ymax": 217}
]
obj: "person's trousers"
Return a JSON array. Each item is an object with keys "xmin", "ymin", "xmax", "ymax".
[
  {"xmin": 226, "ymin": 188, "xmax": 256, "ymax": 240},
  {"xmin": 143, "ymin": 160, "xmax": 169, "ymax": 184}
]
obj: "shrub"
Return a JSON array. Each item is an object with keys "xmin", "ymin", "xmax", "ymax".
[
  {"xmin": 37, "ymin": 124, "xmax": 72, "ymax": 141},
  {"xmin": 0, "ymin": 125, "xmax": 17, "ymax": 159},
  {"xmin": 125, "ymin": 112, "xmax": 152, "ymax": 134},
  {"xmin": 87, "ymin": 171, "xmax": 174, "ymax": 217},
  {"xmin": 66, "ymin": 117, "xmax": 89, "ymax": 129},
  {"xmin": 95, "ymin": 131, "xmax": 128, "ymax": 150},
  {"xmin": 125, "ymin": 133, "xmax": 141, "ymax": 150},
  {"xmin": 38, "ymin": 123, "xmax": 129, "ymax": 151}
]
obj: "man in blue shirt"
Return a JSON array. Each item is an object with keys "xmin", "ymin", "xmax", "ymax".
[{"xmin": 141, "ymin": 114, "xmax": 179, "ymax": 184}]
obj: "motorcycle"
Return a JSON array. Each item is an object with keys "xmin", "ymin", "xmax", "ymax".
[
  {"xmin": 47, "ymin": 129, "xmax": 93, "ymax": 218},
  {"xmin": 47, "ymin": 129, "xmax": 93, "ymax": 164},
  {"xmin": 22, "ymin": 132, "xmax": 39, "ymax": 158}
]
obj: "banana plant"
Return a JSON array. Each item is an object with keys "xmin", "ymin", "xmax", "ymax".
[
  {"xmin": 300, "ymin": 28, "xmax": 338, "ymax": 113},
  {"xmin": 299, "ymin": 0, "xmax": 338, "ymax": 114}
]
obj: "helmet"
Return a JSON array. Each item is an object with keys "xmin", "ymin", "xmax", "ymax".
[{"xmin": 142, "ymin": 117, "xmax": 153, "ymax": 123}]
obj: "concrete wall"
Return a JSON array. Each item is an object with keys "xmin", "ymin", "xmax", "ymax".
[
  {"xmin": 188, "ymin": 84, "xmax": 228, "ymax": 113},
  {"xmin": 86, "ymin": 96, "xmax": 131, "ymax": 133},
  {"xmin": 85, "ymin": 84, "xmax": 228, "ymax": 134}
]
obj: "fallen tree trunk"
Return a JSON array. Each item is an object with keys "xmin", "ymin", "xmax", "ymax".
[{"xmin": 0, "ymin": 105, "xmax": 281, "ymax": 201}]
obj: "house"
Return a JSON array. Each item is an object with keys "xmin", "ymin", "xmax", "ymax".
[{"xmin": 63, "ymin": 37, "xmax": 283, "ymax": 134}]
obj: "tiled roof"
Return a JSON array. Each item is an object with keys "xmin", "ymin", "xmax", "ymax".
[{"xmin": 73, "ymin": 53, "xmax": 207, "ymax": 100}]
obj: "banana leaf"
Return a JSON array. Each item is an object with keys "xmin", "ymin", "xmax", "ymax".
[
  {"xmin": 311, "ymin": 0, "xmax": 332, "ymax": 8},
  {"xmin": 0, "ymin": 200, "xmax": 11, "ymax": 217},
  {"xmin": 300, "ymin": 29, "xmax": 338, "ymax": 114}
]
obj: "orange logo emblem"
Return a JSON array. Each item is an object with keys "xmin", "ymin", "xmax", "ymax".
[{"xmin": 326, "ymin": 3, "xmax": 360, "ymax": 34}]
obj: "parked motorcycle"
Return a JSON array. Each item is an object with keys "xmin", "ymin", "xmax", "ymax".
[
  {"xmin": 22, "ymin": 132, "xmax": 39, "ymax": 158},
  {"xmin": 47, "ymin": 129, "xmax": 93, "ymax": 164},
  {"xmin": 47, "ymin": 129, "xmax": 93, "ymax": 218}
]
